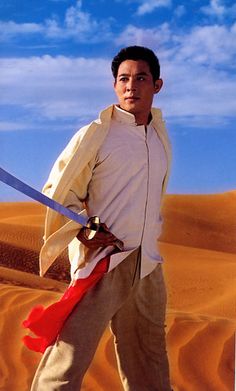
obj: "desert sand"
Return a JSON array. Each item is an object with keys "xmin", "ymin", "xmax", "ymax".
[{"xmin": 0, "ymin": 192, "xmax": 235, "ymax": 391}]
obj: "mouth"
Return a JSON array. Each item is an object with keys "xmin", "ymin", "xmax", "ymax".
[{"xmin": 125, "ymin": 96, "xmax": 139, "ymax": 101}]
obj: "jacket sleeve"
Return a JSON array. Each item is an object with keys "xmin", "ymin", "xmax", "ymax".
[
  {"xmin": 39, "ymin": 106, "xmax": 113, "ymax": 276},
  {"xmin": 39, "ymin": 128, "xmax": 97, "ymax": 277},
  {"xmin": 42, "ymin": 125, "xmax": 97, "ymax": 221},
  {"xmin": 42, "ymin": 128, "xmax": 88, "ymax": 198}
]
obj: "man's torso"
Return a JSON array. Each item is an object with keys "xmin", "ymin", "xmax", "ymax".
[{"xmin": 71, "ymin": 106, "xmax": 167, "ymax": 279}]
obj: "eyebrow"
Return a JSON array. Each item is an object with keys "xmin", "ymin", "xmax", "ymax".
[{"xmin": 118, "ymin": 72, "xmax": 149, "ymax": 77}]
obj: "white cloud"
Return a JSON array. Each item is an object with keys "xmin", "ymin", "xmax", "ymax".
[
  {"xmin": 0, "ymin": 43, "xmax": 235, "ymax": 131},
  {"xmin": 65, "ymin": 0, "xmax": 93, "ymax": 32},
  {"xmin": 116, "ymin": 23, "xmax": 236, "ymax": 122},
  {"xmin": 201, "ymin": 0, "xmax": 226, "ymax": 18},
  {"xmin": 115, "ymin": 23, "xmax": 172, "ymax": 51},
  {"xmin": 0, "ymin": 19, "xmax": 236, "ymax": 130},
  {"xmin": 116, "ymin": 22, "xmax": 236, "ymax": 68},
  {"xmin": 52, "ymin": 0, "xmax": 112, "ymax": 41},
  {"xmin": 0, "ymin": 121, "xmax": 31, "ymax": 132},
  {"xmin": 0, "ymin": 56, "xmax": 114, "ymax": 123},
  {"xmin": 174, "ymin": 23, "xmax": 236, "ymax": 67},
  {"xmin": 0, "ymin": 21, "xmax": 44, "ymax": 41},
  {"xmin": 158, "ymin": 66, "xmax": 236, "ymax": 119},
  {"xmin": 201, "ymin": 0, "xmax": 236, "ymax": 19},
  {"xmin": 136, "ymin": 0, "xmax": 171, "ymax": 15},
  {"xmin": 0, "ymin": 0, "xmax": 113, "ymax": 43},
  {"xmin": 174, "ymin": 5, "xmax": 186, "ymax": 18}
]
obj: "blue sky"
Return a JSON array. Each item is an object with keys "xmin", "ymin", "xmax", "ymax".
[{"xmin": 0, "ymin": 0, "xmax": 236, "ymax": 200}]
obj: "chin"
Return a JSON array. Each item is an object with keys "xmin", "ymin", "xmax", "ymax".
[{"xmin": 122, "ymin": 102, "xmax": 139, "ymax": 114}]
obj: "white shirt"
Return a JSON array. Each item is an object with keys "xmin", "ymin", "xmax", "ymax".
[{"xmin": 68, "ymin": 106, "xmax": 167, "ymax": 280}]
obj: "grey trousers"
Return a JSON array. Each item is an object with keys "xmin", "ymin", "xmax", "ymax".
[{"xmin": 31, "ymin": 248, "xmax": 171, "ymax": 391}]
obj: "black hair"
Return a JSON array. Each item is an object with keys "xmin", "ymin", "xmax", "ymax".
[{"xmin": 111, "ymin": 45, "xmax": 161, "ymax": 82}]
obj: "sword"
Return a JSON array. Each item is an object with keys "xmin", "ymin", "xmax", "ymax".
[
  {"xmin": 0, "ymin": 166, "xmax": 100, "ymax": 238},
  {"xmin": 0, "ymin": 167, "xmax": 124, "ymax": 249}
]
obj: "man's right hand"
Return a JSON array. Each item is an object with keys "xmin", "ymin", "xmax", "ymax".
[{"xmin": 76, "ymin": 223, "xmax": 124, "ymax": 250}]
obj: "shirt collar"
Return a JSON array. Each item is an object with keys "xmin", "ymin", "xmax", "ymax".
[
  {"xmin": 113, "ymin": 105, "xmax": 138, "ymax": 125},
  {"xmin": 113, "ymin": 105, "xmax": 154, "ymax": 126}
]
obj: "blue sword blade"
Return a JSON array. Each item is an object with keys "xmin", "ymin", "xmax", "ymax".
[{"xmin": 0, "ymin": 167, "xmax": 88, "ymax": 227}]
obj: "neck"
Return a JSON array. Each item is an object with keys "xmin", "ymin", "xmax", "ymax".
[
  {"xmin": 135, "ymin": 112, "xmax": 152, "ymax": 126},
  {"xmin": 116, "ymin": 105, "xmax": 152, "ymax": 126}
]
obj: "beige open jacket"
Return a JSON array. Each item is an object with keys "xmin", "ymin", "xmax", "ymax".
[{"xmin": 39, "ymin": 105, "xmax": 172, "ymax": 277}]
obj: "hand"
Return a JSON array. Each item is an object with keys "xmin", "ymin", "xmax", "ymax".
[{"xmin": 76, "ymin": 222, "xmax": 124, "ymax": 250}]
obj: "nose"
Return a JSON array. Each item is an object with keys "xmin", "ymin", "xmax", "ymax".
[{"xmin": 126, "ymin": 78, "xmax": 137, "ymax": 91}]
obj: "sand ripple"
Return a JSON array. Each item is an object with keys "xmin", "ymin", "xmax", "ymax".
[{"xmin": 0, "ymin": 196, "xmax": 235, "ymax": 391}]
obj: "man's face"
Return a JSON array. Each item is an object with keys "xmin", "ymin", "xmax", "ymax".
[{"xmin": 114, "ymin": 59, "xmax": 163, "ymax": 124}]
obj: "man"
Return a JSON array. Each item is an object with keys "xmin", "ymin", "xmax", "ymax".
[{"xmin": 30, "ymin": 46, "xmax": 172, "ymax": 391}]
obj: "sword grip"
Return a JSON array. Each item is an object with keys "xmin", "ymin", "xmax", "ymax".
[
  {"xmin": 85, "ymin": 216, "xmax": 101, "ymax": 240},
  {"xmin": 85, "ymin": 216, "xmax": 124, "ymax": 251}
]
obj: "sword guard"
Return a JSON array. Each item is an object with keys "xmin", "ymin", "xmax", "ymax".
[
  {"xmin": 85, "ymin": 216, "xmax": 100, "ymax": 240},
  {"xmin": 85, "ymin": 216, "xmax": 124, "ymax": 251}
]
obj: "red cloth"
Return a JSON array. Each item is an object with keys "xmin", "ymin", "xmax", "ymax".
[{"xmin": 22, "ymin": 256, "xmax": 109, "ymax": 353}]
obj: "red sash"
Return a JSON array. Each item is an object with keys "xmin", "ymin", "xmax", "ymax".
[{"xmin": 22, "ymin": 256, "xmax": 109, "ymax": 353}]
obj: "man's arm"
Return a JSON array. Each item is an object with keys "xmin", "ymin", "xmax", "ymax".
[{"xmin": 64, "ymin": 176, "xmax": 123, "ymax": 251}]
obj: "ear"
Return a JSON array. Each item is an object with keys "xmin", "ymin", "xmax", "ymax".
[{"xmin": 154, "ymin": 78, "xmax": 163, "ymax": 94}]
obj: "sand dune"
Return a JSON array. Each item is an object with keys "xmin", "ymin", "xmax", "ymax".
[
  {"xmin": 0, "ymin": 202, "xmax": 70, "ymax": 281},
  {"xmin": 0, "ymin": 194, "xmax": 235, "ymax": 391},
  {"xmin": 161, "ymin": 191, "xmax": 236, "ymax": 254}
]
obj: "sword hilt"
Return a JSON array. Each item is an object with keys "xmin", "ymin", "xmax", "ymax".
[
  {"xmin": 85, "ymin": 216, "xmax": 101, "ymax": 239},
  {"xmin": 85, "ymin": 216, "xmax": 123, "ymax": 251}
]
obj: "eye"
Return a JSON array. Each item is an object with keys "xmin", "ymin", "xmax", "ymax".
[
  {"xmin": 137, "ymin": 76, "xmax": 145, "ymax": 81},
  {"xmin": 119, "ymin": 76, "xmax": 128, "ymax": 82}
]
